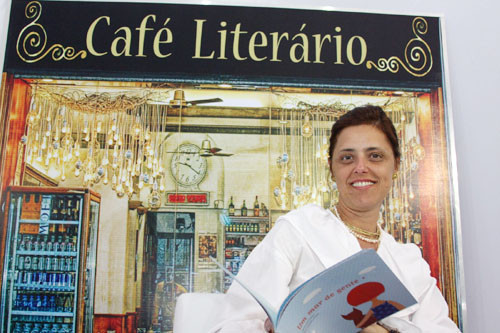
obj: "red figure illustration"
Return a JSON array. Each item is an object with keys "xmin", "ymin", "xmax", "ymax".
[{"xmin": 342, "ymin": 282, "xmax": 405, "ymax": 328}]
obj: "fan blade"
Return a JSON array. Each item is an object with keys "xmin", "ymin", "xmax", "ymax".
[
  {"xmin": 214, "ymin": 152, "xmax": 234, "ymax": 157},
  {"xmin": 209, "ymin": 147, "xmax": 222, "ymax": 153},
  {"xmin": 188, "ymin": 98, "xmax": 223, "ymax": 105}
]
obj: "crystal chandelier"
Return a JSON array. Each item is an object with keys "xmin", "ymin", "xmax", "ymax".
[
  {"xmin": 20, "ymin": 85, "xmax": 170, "ymax": 200},
  {"xmin": 273, "ymin": 94, "xmax": 426, "ymax": 244}
]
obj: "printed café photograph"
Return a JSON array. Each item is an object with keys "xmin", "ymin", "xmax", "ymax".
[{"xmin": 0, "ymin": 1, "xmax": 469, "ymax": 332}]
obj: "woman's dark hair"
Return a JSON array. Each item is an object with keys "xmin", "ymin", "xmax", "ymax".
[{"xmin": 328, "ymin": 105, "xmax": 400, "ymax": 160}]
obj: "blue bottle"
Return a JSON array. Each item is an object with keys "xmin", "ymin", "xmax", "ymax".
[
  {"xmin": 12, "ymin": 323, "xmax": 22, "ymax": 333},
  {"xmin": 41, "ymin": 294, "xmax": 48, "ymax": 311},
  {"xmin": 48, "ymin": 295, "xmax": 56, "ymax": 312}
]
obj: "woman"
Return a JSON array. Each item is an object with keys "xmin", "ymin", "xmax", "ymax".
[{"xmin": 210, "ymin": 105, "xmax": 460, "ymax": 333}]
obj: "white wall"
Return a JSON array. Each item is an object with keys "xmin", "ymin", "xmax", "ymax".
[{"xmin": 2, "ymin": 0, "xmax": 499, "ymax": 331}]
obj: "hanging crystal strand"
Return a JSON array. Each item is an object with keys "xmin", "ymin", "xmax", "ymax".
[
  {"xmin": 22, "ymin": 88, "xmax": 38, "ymax": 164},
  {"xmin": 159, "ymin": 104, "xmax": 167, "ymax": 192}
]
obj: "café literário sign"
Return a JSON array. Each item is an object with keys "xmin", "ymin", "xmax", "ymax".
[{"xmin": 4, "ymin": 1, "xmax": 444, "ymax": 87}]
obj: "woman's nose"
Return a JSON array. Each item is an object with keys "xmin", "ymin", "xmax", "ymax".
[{"xmin": 353, "ymin": 158, "xmax": 369, "ymax": 173}]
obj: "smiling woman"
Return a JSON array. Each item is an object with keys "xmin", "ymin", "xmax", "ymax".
[{"xmin": 210, "ymin": 105, "xmax": 460, "ymax": 333}]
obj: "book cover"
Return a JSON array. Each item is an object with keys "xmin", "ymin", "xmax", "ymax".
[{"xmin": 213, "ymin": 249, "xmax": 417, "ymax": 332}]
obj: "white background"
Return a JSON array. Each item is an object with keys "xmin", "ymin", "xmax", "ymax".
[{"xmin": 1, "ymin": 0, "xmax": 499, "ymax": 331}]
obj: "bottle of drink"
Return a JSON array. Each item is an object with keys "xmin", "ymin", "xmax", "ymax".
[
  {"xmin": 50, "ymin": 197, "xmax": 59, "ymax": 221},
  {"xmin": 41, "ymin": 324, "xmax": 51, "ymax": 333},
  {"xmin": 64, "ymin": 295, "xmax": 73, "ymax": 312},
  {"xmin": 35, "ymin": 295, "xmax": 42, "ymax": 310},
  {"xmin": 14, "ymin": 293, "xmax": 21, "ymax": 310},
  {"xmin": 59, "ymin": 199, "xmax": 66, "ymax": 221},
  {"xmin": 60, "ymin": 257, "xmax": 67, "ymax": 272},
  {"xmin": 65, "ymin": 257, "xmax": 72, "ymax": 272},
  {"xmin": 32, "ymin": 256, "xmax": 38, "ymax": 270},
  {"xmin": 21, "ymin": 294, "xmax": 28, "ymax": 311},
  {"xmin": 54, "ymin": 236, "xmax": 61, "ymax": 252},
  {"xmin": 28, "ymin": 294, "xmax": 35, "ymax": 311},
  {"xmin": 32, "ymin": 323, "xmax": 41, "ymax": 333},
  {"xmin": 261, "ymin": 203, "xmax": 268, "ymax": 217},
  {"xmin": 65, "ymin": 197, "xmax": 73, "ymax": 221},
  {"xmin": 38, "ymin": 256, "xmax": 45, "ymax": 271},
  {"xmin": 228, "ymin": 197, "xmax": 235, "ymax": 216},
  {"xmin": 17, "ymin": 255, "xmax": 24, "ymax": 270},
  {"xmin": 19, "ymin": 234, "xmax": 26, "ymax": 251},
  {"xmin": 56, "ymin": 294, "xmax": 64, "ymax": 312},
  {"xmin": 48, "ymin": 295, "xmax": 56, "ymax": 312},
  {"xmin": 47, "ymin": 235, "xmax": 54, "ymax": 252},
  {"xmin": 60, "ymin": 236, "xmax": 67, "ymax": 253},
  {"xmin": 253, "ymin": 196, "xmax": 260, "ymax": 217},
  {"xmin": 24, "ymin": 256, "xmax": 32, "ymax": 270},
  {"xmin": 241, "ymin": 200, "xmax": 247, "ymax": 216},
  {"xmin": 40, "ymin": 235, "xmax": 47, "ymax": 252},
  {"xmin": 42, "ymin": 294, "xmax": 48, "ymax": 311},
  {"xmin": 73, "ymin": 200, "xmax": 80, "ymax": 221},
  {"xmin": 33, "ymin": 235, "xmax": 40, "ymax": 251},
  {"xmin": 13, "ymin": 323, "xmax": 22, "ymax": 333},
  {"xmin": 25, "ymin": 235, "xmax": 32, "ymax": 251}
]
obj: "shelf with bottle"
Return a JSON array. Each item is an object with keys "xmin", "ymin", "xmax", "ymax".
[
  {"xmin": 15, "ymin": 271, "xmax": 76, "ymax": 291},
  {"xmin": 19, "ymin": 220, "xmax": 80, "ymax": 225},
  {"xmin": 227, "ymin": 195, "xmax": 270, "ymax": 218},
  {"xmin": 16, "ymin": 251, "xmax": 78, "ymax": 257},
  {"xmin": 16, "ymin": 231, "xmax": 79, "ymax": 253},
  {"xmin": 224, "ymin": 222, "xmax": 267, "ymax": 235},
  {"xmin": 11, "ymin": 322, "xmax": 73, "ymax": 333},
  {"xmin": 11, "ymin": 310, "xmax": 74, "ymax": 317},
  {"xmin": 11, "ymin": 292, "xmax": 75, "ymax": 316},
  {"xmin": 19, "ymin": 193, "xmax": 82, "ymax": 223}
]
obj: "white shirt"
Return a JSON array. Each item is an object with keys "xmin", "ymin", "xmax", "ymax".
[{"xmin": 210, "ymin": 204, "xmax": 461, "ymax": 333}]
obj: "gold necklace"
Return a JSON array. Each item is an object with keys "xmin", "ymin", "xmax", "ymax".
[{"xmin": 332, "ymin": 206, "xmax": 381, "ymax": 244}]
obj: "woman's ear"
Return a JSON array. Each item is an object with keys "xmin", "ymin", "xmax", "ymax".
[{"xmin": 394, "ymin": 157, "xmax": 401, "ymax": 172}]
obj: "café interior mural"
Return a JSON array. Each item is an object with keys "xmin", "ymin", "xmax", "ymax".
[
  {"xmin": 1, "ymin": 78, "xmax": 456, "ymax": 331},
  {"xmin": 0, "ymin": 1, "xmax": 462, "ymax": 332}
]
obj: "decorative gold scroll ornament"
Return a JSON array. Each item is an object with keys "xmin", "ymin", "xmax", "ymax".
[
  {"xmin": 16, "ymin": 1, "xmax": 87, "ymax": 63},
  {"xmin": 366, "ymin": 17, "xmax": 432, "ymax": 77}
]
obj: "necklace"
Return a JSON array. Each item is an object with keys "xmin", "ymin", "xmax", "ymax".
[{"xmin": 332, "ymin": 206, "xmax": 381, "ymax": 244}]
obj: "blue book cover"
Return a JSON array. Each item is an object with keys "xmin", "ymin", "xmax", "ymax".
[{"xmin": 212, "ymin": 249, "xmax": 417, "ymax": 333}]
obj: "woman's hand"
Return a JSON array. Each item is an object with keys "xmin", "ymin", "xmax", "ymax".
[
  {"xmin": 265, "ymin": 320, "xmax": 388, "ymax": 333},
  {"xmin": 264, "ymin": 318, "xmax": 274, "ymax": 333},
  {"xmin": 360, "ymin": 323, "xmax": 389, "ymax": 333}
]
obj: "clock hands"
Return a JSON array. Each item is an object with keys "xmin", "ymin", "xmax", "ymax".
[{"xmin": 176, "ymin": 161, "xmax": 200, "ymax": 174}]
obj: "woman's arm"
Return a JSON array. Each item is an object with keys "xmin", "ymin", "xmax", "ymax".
[{"xmin": 209, "ymin": 219, "xmax": 303, "ymax": 333}]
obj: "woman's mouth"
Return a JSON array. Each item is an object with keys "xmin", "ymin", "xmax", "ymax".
[{"xmin": 351, "ymin": 180, "xmax": 376, "ymax": 187}]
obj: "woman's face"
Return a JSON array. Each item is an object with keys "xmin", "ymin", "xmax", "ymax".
[{"xmin": 329, "ymin": 124, "xmax": 398, "ymax": 213}]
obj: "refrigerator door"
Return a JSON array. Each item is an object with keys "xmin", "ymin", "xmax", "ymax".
[{"xmin": 83, "ymin": 200, "xmax": 100, "ymax": 332}]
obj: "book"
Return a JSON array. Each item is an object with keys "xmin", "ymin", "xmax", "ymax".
[{"xmin": 211, "ymin": 249, "xmax": 417, "ymax": 333}]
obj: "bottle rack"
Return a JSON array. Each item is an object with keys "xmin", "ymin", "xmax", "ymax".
[
  {"xmin": 1, "ymin": 187, "xmax": 101, "ymax": 333},
  {"xmin": 223, "ymin": 215, "xmax": 269, "ymax": 291},
  {"xmin": 10, "ymin": 209, "xmax": 81, "ymax": 330}
]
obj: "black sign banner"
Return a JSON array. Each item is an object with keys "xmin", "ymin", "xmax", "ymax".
[{"xmin": 4, "ymin": 0, "xmax": 443, "ymax": 88}]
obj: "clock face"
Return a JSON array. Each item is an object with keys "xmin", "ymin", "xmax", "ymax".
[{"xmin": 170, "ymin": 143, "xmax": 208, "ymax": 187}]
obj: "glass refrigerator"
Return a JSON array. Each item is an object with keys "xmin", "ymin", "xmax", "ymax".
[
  {"xmin": 223, "ymin": 215, "xmax": 269, "ymax": 292},
  {"xmin": 0, "ymin": 186, "xmax": 101, "ymax": 333}
]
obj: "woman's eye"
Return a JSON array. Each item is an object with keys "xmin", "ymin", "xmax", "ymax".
[
  {"xmin": 340, "ymin": 155, "xmax": 353, "ymax": 161},
  {"xmin": 370, "ymin": 152, "xmax": 383, "ymax": 160}
]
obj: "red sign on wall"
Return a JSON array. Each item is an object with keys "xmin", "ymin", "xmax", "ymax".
[{"xmin": 166, "ymin": 192, "xmax": 209, "ymax": 206}]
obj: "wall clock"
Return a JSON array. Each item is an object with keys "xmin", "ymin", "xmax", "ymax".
[{"xmin": 170, "ymin": 143, "xmax": 208, "ymax": 187}]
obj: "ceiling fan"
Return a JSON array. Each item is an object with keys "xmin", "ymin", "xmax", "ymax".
[
  {"xmin": 163, "ymin": 138, "xmax": 234, "ymax": 157},
  {"xmin": 169, "ymin": 89, "xmax": 223, "ymax": 107},
  {"xmin": 199, "ymin": 139, "xmax": 233, "ymax": 157}
]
